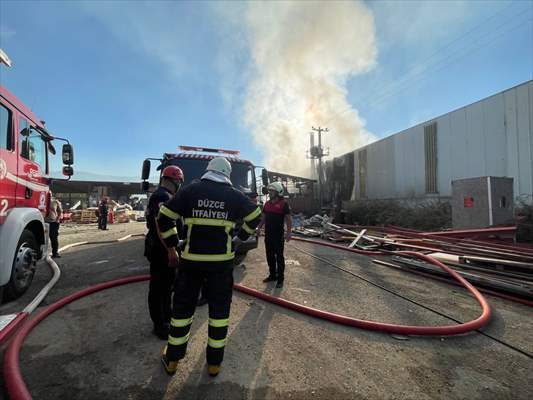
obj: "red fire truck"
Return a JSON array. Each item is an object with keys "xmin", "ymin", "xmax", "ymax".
[
  {"xmin": 0, "ymin": 85, "xmax": 74, "ymax": 301},
  {"xmin": 141, "ymin": 146, "xmax": 269, "ymax": 264}
]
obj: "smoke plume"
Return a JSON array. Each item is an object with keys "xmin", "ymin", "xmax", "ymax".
[{"xmin": 241, "ymin": 1, "xmax": 378, "ymax": 176}]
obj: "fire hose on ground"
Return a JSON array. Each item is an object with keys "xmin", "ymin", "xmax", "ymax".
[
  {"xmin": 3, "ymin": 234, "xmax": 495, "ymax": 400},
  {"xmin": 0, "ymin": 234, "xmax": 145, "ymax": 347}
]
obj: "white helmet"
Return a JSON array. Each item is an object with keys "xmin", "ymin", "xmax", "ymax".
[
  {"xmin": 206, "ymin": 157, "xmax": 232, "ymax": 178},
  {"xmin": 267, "ymin": 181, "xmax": 284, "ymax": 196}
]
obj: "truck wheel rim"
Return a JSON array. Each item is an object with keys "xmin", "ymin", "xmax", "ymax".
[{"xmin": 14, "ymin": 243, "xmax": 34, "ymax": 288}]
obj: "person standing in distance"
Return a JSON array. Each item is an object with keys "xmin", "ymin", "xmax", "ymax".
[
  {"xmin": 98, "ymin": 197, "xmax": 109, "ymax": 230},
  {"xmin": 46, "ymin": 193, "xmax": 63, "ymax": 258}
]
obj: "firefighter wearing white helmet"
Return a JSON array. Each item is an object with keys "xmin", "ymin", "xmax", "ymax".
[
  {"xmin": 156, "ymin": 156, "xmax": 261, "ymax": 377},
  {"xmin": 256, "ymin": 180, "xmax": 292, "ymax": 288},
  {"xmin": 206, "ymin": 156, "xmax": 232, "ymax": 179},
  {"xmin": 267, "ymin": 182, "xmax": 284, "ymax": 195}
]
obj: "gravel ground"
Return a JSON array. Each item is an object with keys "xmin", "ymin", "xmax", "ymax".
[{"xmin": 1, "ymin": 224, "xmax": 532, "ymax": 399}]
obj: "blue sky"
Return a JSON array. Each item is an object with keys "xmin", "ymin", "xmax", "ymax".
[{"xmin": 0, "ymin": 0, "xmax": 531, "ymax": 180}]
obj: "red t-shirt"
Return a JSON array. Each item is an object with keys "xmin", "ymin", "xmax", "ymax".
[{"xmin": 262, "ymin": 199, "xmax": 291, "ymax": 236}]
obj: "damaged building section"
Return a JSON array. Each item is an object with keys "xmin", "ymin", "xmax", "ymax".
[
  {"xmin": 322, "ymin": 81, "xmax": 533, "ymax": 235},
  {"xmin": 266, "ymin": 170, "xmax": 317, "ymax": 214}
]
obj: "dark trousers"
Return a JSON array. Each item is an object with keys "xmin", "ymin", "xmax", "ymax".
[
  {"xmin": 98, "ymin": 214, "xmax": 108, "ymax": 230},
  {"xmin": 265, "ymin": 235, "xmax": 285, "ymax": 281},
  {"xmin": 148, "ymin": 255, "xmax": 175, "ymax": 329},
  {"xmin": 167, "ymin": 264, "xmax": 234, "ymax": 366},
  {"xmin": 49, "ymin": 222, "xmax": 60, "ymax": 256}
]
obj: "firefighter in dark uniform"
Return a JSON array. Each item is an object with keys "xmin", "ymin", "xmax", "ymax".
[
  {"xmin": 257, "ymin": 182, "xmax": 292, "ymax": 288},
  {"xmin": 156, "ymin": 157, "xmax": 261, "ymax": 377},
  {"xmin": 98, "ymin": 198, "xmax": 109, "ymax": 230},
  {"xmin": 145, "ymin": 166, "xmax": 185, "ymax": 339}
]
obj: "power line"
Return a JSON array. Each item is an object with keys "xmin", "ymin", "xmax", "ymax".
[
  {"xmin": 324, "ymin": 2, "xmax": 532, "ymax": 124},
  {"xmin": 356, "ymin": 2, "xmax": 518, "ymax": 103},
  {"xmin": 359, "ymin": 14, "xmax": 532, "ymax": 114}
]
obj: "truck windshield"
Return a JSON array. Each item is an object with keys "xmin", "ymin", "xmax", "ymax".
[{"xmin": 165, "ymin": 158, "xmax": 256, "ymax": 194}]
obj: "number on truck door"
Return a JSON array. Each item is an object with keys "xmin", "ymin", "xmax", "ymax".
[{"xmin": 0, "ymin": 199, "xmax": 8, "ymax": 216}]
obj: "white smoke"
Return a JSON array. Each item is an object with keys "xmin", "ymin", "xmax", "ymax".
[{"xmin": 241, "ymin": 1, "xmax": 378, "ymax": 176}]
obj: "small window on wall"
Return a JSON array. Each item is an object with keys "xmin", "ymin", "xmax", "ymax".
[
  {"xmin": 424, "ymin": 122, "xmax": 438, "ymax": 193},
  {"xmin": 358, "ymin": 149, "xmax": 367, "ymax": 198},
  {"xmin": 500, "ymin": 196, "xmax": 507, "ymax": 208},
  {"xmin": 0, "ymin": 104, "xmax": 12, "ymax": 150}
]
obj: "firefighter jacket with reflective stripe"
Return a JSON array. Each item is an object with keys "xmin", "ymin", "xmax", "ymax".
[
  {"xmin": 157, "ymin": 179, "xmax": 261, "ymax": 263},
  {"xmin": 145, "ymin": 186, "xmax": 179, "ymax": 259}
]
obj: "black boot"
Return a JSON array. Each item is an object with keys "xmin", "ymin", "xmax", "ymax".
[{"xmin": 262, "ymin": 275, "xmax": 277, "ymax": 283}]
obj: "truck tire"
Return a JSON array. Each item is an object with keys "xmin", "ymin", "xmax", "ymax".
[{"xmin": 2, "ymin": 229, "xmax": 38, "ymax": 302}]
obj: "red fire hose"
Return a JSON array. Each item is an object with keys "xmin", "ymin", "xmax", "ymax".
[
  {"xmin": 237, "ymin": 238, "xmax": 491, "ymax": 336},
  {"xmin": 4, "ymin": 275, "xmax": 150, "ymax": 400},
  {"xmin": 4, "ymin": 237, "xmax": 492, "ymax": 400}
]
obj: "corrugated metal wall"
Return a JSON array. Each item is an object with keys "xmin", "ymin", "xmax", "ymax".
[{"xmin": 349, "ymin": 80, "xmax": 532, "ymax": 201}]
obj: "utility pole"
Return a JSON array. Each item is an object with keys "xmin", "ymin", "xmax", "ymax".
[{"xmin": 307, "ymin": 126, "xmax": 329, "ymax": 210}]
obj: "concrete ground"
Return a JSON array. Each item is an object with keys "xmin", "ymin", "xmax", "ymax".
[{"xmin": 1, "ymin": 221, "xmax": 532, "ymax": 399}]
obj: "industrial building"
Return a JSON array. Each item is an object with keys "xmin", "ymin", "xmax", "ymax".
[
  {"xmin": 50, "ymin": 180, "xmax": 151, "ymax": 209},
  {"xmin": 329, "ymin": 80, "xmax": 533, "ymax": 204}
]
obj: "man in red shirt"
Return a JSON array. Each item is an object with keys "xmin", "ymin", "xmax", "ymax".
[{"xmin": 257, "ymin": 182, "xmax": 292, "ymax": 288}]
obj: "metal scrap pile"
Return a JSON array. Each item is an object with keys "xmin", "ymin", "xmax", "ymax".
[{"xmin": 292, "ymin": 216, "xmax": 533, "ymax": 302}]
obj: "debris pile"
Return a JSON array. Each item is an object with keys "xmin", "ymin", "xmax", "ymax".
[
  {"xmin": 70, "ymin": 208, "xmax": 99, "ymax": 224},
  {"xmin": 292, "ymin": 216, "xmax": 533, "ymax": 302},
  {"xmin": 65, "ymin": 201, "xmax": 143, "ymax": 224}
]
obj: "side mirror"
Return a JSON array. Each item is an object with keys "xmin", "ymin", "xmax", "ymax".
[
  {"xmin": 261, "ymin": 168, "xmax": 269, "ymax": 186},
  {"xmin": 62, "ymin": 166, "xmax": 74, "ymax": 176},
  {"xmin": 141, "ymin": 181, "xmax": 150, "ymax": 192},
  {"xmin": 62, "ymin": 144, "xmax": 74, "ymax": 165},
  {"xmin": 141, "ymin": 159, "xmax": 151, "ymax": 180},
  {"xmin": 262, "ymin": 186, "xmax": 269, "ymax": 195}
]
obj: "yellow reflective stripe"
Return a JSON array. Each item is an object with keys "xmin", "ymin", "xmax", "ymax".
[
  {"xmin": 243, "ymin": 207, "xmax": 261, "ymax": 222},
  {"xmin": 208, "ymin": 318, "xmax": 229, "ymax": 328},
  {"xmin": 184, "ymin": 218, "xmax": 235, "ymax": 228},
  {"xmin": 226, "ymin": 225, "xmax": 232, "ymax": 255},
  {"xmin": 182, "ymin": 218, "xmax": 236, "ymax": 261},
  {"xmin": 242, "ymin": 223, "xmax": 255, "ymax": 234},
  {"xmin": 181, "ymin": 252, "xmax": 235, "ymax": 262},
  {"xmin": 168, "ymin": 333, "xmax": 190, "ymax": 346},
  {"xmin": 184, "ymin": 223, "xmax": 192, "ymax": 256},
  {"xmin": 159, "ymin": 205, "xmax": 180, "ymax": 220},
  {"xmin": 171, "ymin": 317, "xmax": 194, "ymax": 327},
  {"xmin": 160, "ymin": 227, "xmax": 177, "ymax": 239},
  {"xmin": 208, "ymin": 337, "xmax": 226, "ymax": 348}
]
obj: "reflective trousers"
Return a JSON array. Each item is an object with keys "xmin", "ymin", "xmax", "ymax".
[{"xmin": 167, "ymin": 264, "xmax": 234, "ymax": 366}]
